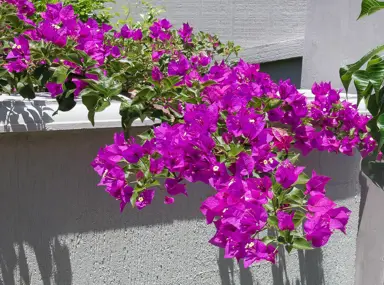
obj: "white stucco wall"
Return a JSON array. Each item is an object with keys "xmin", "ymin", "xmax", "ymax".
[
  {"xmin": 301, "ymin": 0, "xmax": 384, "ymax": 90},
  {"xmin": 301, "ymin": 1, "xmax": 384, "ymax": 284},
  {"xmin": 0, "ymin": 94, "xmax": 363, "ymax": 284},
  {"xmin": 109, "ymin": 0, "xmax": 307, "ymax": 63}
]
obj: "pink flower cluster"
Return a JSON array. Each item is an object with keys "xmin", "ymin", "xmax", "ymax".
[
  {"xmin": 92, "ymin": 55, "xmax": 374, "ymax": 267},
  {"xmin": 2, "ymin": 1, "xmax": 145, "ymax": 96}
]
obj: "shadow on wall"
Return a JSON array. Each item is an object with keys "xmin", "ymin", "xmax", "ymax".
[
  {"xmin": 217, "ymin": 235, "xmax": 326, "ymax": 285},
  {"xmin": 0, "ymin": 98, "xmax": 55, "ymax": 132},
  {"xmin": 260, "ymin": 57, "xmax": 303, "ymax": 89},
  {"xmin": 0, "ymin": 130, "xmax": 359, "ymax": 284}
]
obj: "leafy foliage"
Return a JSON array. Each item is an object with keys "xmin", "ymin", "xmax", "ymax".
[
  {"xmin": 32, "ymin": 0, "xmax": 116, "ymax": 23},
  {"xmin": 358, "ymin": 0, "xmax": 384, "ymax": 19},
  {"xmin": 339, "ymin": 2, "xmax": 384, "ymax": 155}
]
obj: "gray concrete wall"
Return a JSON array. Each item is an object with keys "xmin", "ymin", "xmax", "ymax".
[
  {"xmin": 0, "ymin": 128, "xmax": 362, "ymax": 284},
  {"xmin": 301, "ymin": 0, "xmax": 384, "ymax": 90},
  {"xmin": 109, "ymin": 0, "xmax": 307, "ymax": 63},
  {"xmin": 301, "ymin": 1, "xmax": 384, "ymax": 284},
  {"xmin": 356, "ymin": 169, "xmax": 384, "ymax": 285}
]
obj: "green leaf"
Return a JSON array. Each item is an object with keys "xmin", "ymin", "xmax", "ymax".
[
  {"xmin": 294, "ymin": 173, "xmax": 309, "ymax": 185},
  {"xmin": 162, "ymin": 76, "xmax": 182, "ymax": 89},
  {"xmin": 261, "ymin": 236, "xmax": 276, "ymax": 245},
  {"xmin": 285, "ymin": 187, "xmax": 305, "ymax": 205},
  {"xmin": 146, "ymin": 180, "xmax": 160, "ymax": 188},
  {"xmin": 138, "ymin": 129, "xmax": 154, "ymax": 141},
  {"xmin": 281, "ymin": 230, "xmax": 292, "ymax": 243},
  {"xmin": 277, "ymin": 236, "xmax": 286, "ymax": 243},
  {"xmin": 351, "ymin": 55, "xmax": 384, "ymax": 105},
  {"xmin": 132, "ymin": 87, "xmax": 156, "ymax": 104},
  {"xmin": 51, "ymin": 66, "xmax": 69, "ymax": 84},
  {"xmin": 228, "ymin": 144, "xmax": 244, "ymax": 157},
  {"xmin": 88, "ymin": 110, "xmax": 95, "ymax": 126},
  {"xmin": 130, "ymin": 191, "xmax": 138, "ymax": 207},
  {"xmin": 120, "ymin": 102, "xmax": 145, "ymax": 129},
  {"xmin": 17, "ymin": 83, "xmax": 35, "ymax": 99},
  {"xmin": 340, "ymin": 45, "xmax": 384, "ymax": 94},
  {"xmin": 289, "ymin": 153, "xmax": 300, "ymax": 164},
  {"xmin": 61, "ymin": 52, "xmax": 83, "ymax": 66},
  {"xmin": 285, "ymin": 245, "xmax": 294, "ymax": 253},
  {"xmin": 358, "ymin": 0, "xmax": 384, "ymax": 19},
  {"xmin": 33, "ymin": 65, "xmax": 52, "ymax": 87},
  {"xmin": 268, "ymin": 216, "xmax": 278, "ymax": 227},
  {"xmin": 266, "ymin": 98, "xmax": 283, "ymax": 111},
  {"xmin": 95, "ymin": 99, "xmax": 111, "ymax": 112},
  {"xmin": 82, "ymin": 79, "xmax": 106, "ymax": 94},
  {"xmin": 55, "ymin": 94, "xmax": 76, "ymax": 113},
  {"xmin": 366, "ymin": 56, "xmax": 384, "ymax": 95},
  {"xmin": 292, "ymin": 237, "xmax": 313, "ymax": 250},
  {"xmin": 293, "ymin": 211, "xmax": 306, "ymax": 227},
  {"xmin": 376, "ymin": 113, "xmax": 384, "ymax": 150},
  {"xmin": 104, "ymin": 79, "xmax": 122, "ymax": 97},
  {"xmin": 6, "ymin": 14, "xmax": 22, "ymax": 27},
  {"xmin": 201, "ymin": 80, "xmax": 217, "ymax": 88},
  {"xmin": 82, "ymin": 92, "xmax": 99, "ymax": 111},
  {"xmin": 264, "ymin": 200, "xmax": 274, "ymax": 212},
  {"xmin": 353, "ymin": 71, "xmax": 375, "ymax": 105},
  {"xmin": 366, "ymin": 92, "xmax": 382, "ymax": 116}
]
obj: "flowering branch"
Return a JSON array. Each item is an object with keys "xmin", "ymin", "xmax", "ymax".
[{"xmin": 1, "ymin": 0, "xmax": 376, "ymax": 268}]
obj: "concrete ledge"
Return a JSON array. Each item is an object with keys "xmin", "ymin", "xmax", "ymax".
[
  {"xmin": 241, "ymin": 38, "xmax": 304, "ymax": 63},
  {"xmin": 0, "ymin": 90, "xmax": 367, "ymax": 133}
]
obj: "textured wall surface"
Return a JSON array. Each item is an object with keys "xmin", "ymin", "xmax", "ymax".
[
  {"xmin": 301, "ymin": 1, "xmax": 384, "ymax": 284},
  {"xmin": 301, "ymin": 0, "xmax": 384, "ymax": 89},
  {"xmin": 0, "ymin": 128, "xmax": 362, "ymax": 284},
  {"xmin": 109, "ymin": 0, "xmax": 307, "ymax": 63},
  {"xmin": 356, "ymin": 171, "xmax": 384, "ymax": 285}
]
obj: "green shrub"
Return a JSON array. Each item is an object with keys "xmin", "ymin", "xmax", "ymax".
[{"xmin": 32, "ymin": 0, "xmax": 116, "ymax": 23}]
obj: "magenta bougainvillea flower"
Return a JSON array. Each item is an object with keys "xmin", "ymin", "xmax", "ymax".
[
  {"xmin": 45, "ymin": 82, "xmax": 63, "ymax": 97},
  {"xmin": 135, "ymin": 189, "xmax": 155, "ymax": 210},
  {"xmin": 277, "ymin": 211, "xmax": 295, "ymax": 231},
  {"xmin": 151, "ymin": 66, "xmax": 163, "ymax": 82},
  {"xmin": 168, "ymin": 55, "xmax": 190, "ymax": 76},
  {"xmin": 4, "ymin": 59, "xmax": 27, "ymax": 73},
  {"xmin": 275, "ymin": 160, "xmax": 305, "ymax": 189},
  {"xmin": 178, "ymin": 23, "xmax": 193, "ymax": 43},
  {"xmin": 164, "ymin": 178, "xmax": 187, "ymax": 196},
  {"xmin": 305, "ymin": 171, "xmax": 331, "ymax": 195}
]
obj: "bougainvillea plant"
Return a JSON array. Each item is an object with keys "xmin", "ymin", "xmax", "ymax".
[{"xmin": 1, "ymin": 0, "xmax": 376, "ymax": 267}]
